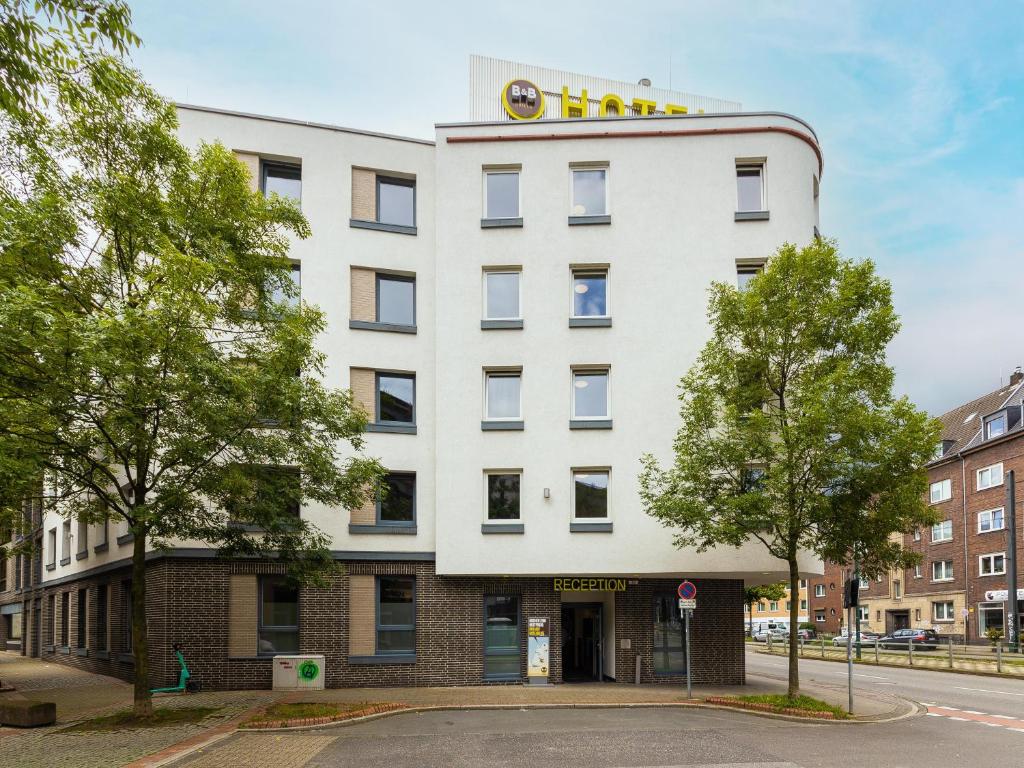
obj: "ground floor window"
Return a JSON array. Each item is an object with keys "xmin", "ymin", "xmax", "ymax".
[
  {"xmin": 60, "ymin": 592, "xmax": 69, "ymax": 647},
  {"xmin": 121, "ymin": 580, "xmax": 132, "ymax": 653},
  {"xmin": 258, "ymin": 576, "xmax": 299, "ymax": 655},
  {"xmin": 77, "ymin": 588, "xmax": 87, "ymax": 648},
  {"xmin": 3, "ymin": 612, "xmax": 21, "ymax": 641},
  {"xmin": 483, "ymin": 595, "xmax": 520, "ymax": 680},
  {"xmin": 978, "ymin": 601, "xmax": 1003, "ymax": 636},
  {"xmin": 95, "ymin": 585, "xmax": 108, "ymax": 651},
  {"xmin": 376, "ymin": 576, "xmax": 415, "ymax": 655},
  {"xmin": 652, "ymin": 594, "xmax": 686, "ymax": 674}
]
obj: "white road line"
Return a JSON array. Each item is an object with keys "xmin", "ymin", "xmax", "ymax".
[
  {"xmin": 955, "ymin": 686, "xmax": 1024, "ymax": 697},
  {"xmin": 1009, "ymin": 728, "xmax": 1024, "ymax": 733},
  {"xmin": 990, "ymin": 714, "xmax": 1017, "ymax": 719},
  {"xmin": 978, "ymin": 722, "xmax": 1004, "ymax": 727},
  {"xmin": 963, "ymin": 710, "xmax": 987, "ymax": 714},
  {"xmin": 947, "ymin": 716, "xmax": 969, "ymax": 721},
  {"xmin": 926, "ymin": 712, "xmax": 943, "ymax": 717}
]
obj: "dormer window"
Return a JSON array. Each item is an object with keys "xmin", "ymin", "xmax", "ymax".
[
  {"xmin": 985, "ymin": 412, "xmax": 1007, "ymax": 440},
  {"xmin": 933, "ymin": 439, "xmax": 955, "ymax": 460}
]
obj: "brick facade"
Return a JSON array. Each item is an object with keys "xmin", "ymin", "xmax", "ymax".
[
  {"xmin": 12, "ymin": 555, "xmax": 745, "ymax": 690},
  {"xmin": 806, "ymin": 561, "xmax": 845, "ymax": 635}
]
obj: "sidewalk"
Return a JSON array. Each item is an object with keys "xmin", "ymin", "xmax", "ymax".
[
  {"xmin": 0, "ymin": 651, "xmax": 913, "ymax": 768},
  {"xmin": 757, "ymin": 641, "xmax": 1024, "ymax": 677}
]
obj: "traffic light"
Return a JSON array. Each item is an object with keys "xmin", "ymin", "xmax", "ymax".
[{"xmin": 843, "ymin": 578, "xmax": 859, "ymax": 608}]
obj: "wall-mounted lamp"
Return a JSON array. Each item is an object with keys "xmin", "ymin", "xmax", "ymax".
[{"xmin": 543, "ymin": 488, "xmax": 551, "ymax": 499}]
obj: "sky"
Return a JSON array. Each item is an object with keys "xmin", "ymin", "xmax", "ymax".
[{"xmin": 128, "ymin": 0, "xmax": 1024, "ymax": 415}]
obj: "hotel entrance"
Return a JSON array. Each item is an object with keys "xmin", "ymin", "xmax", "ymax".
[{"xmin": 561, "ymin": 603, "xmax": 603, "ymax": 681}]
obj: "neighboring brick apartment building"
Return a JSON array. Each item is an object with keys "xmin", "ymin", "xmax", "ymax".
[
  {"xmin": 807, "ymin": 372, "xmax": 1024, "ymax": 642},
  {"xmin": 0, "ymin": 57, "xmax": 826, "ymax": 688}
]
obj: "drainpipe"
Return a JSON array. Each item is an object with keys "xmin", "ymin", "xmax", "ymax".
[{"xmin": 961, "ymin": 453, "xmax": 969, "ymax": 643}]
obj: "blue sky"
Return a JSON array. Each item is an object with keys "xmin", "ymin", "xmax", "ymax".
[{"xmin": 130, "ymin": 0, "xmax": 1024, "ymax": 415}]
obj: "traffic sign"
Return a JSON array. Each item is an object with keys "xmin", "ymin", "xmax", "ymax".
[
  {"xmin": 677, "ymin": 581, "xmax": 697, "ymax": 600},
  {"xmin": 678, "ymin": 598, "xmax": 696, "ymax": 611}
]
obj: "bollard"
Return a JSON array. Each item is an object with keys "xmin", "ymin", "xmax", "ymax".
[
  {"xmin": 800, "ymin": 637, "xmax": 804, "ymax": 657},
  {"xmin": 767, "ymin": 634, "xmax": 772, "ymax": 652},
  {"xmin": 635, "ymin": 653, "xmax": 641, "ymax": 685},
  {"xmin": 908, "ymin": 636, "xmax": 914, "ymax": 666},
  {"xmin": 997, "ymin": 643, "xmax": 1003, "ymax": 673},
  {"xmin": 875, "ymin": 638, "xmax": 879, "ymax": 664},
  {"xmin": 821, "ymin": 636, "xmax": 826, "ymax": 658},
  {"xmin": 948, "ymin": 636, "xmax": 954, "ymax": 669}
]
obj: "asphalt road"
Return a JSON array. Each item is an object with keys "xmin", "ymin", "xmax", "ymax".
[{"xmin": 177, "ymin": 652, "xmax": 1024, "ymax": 768}]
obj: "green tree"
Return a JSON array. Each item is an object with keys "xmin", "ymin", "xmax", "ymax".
[
  {"xmin": 639, "ymin": 240, "xmax": 939, "ymax": 698},
  {"xmin": 0, "ymin": 0, "xmax": 138, "ymax": 119},
  {"xmin": 0, "ymin": 69, "xmax": 382, "ymax": 715},
  {"xmin": 744, "ymin": 582, "xmax": 787, "ymax": 637}
]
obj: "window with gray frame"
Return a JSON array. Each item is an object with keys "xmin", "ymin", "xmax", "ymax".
[
  {"xmin": 258, "ymin": 576, "xmax": 299, "ymax": 655},
  {"xmin": 573, "ymin": 471, "xmax": 609, "ymax": 519},
  {"xmin": 484, "ymin": 595, "xmax": 520, "ymax": 679},
  {"xmin": 484, "ymin": 271, "xmax": 521, "ymax": 320},
  {"xmin": 77, "ymin": 588, "xmax": 87, "ymax": 648},
  {"xmin": 572, "ymin": 370, "xmax": 609, "ymax": 419},
  {"xmin": 652, "ymin": 593, "xmax": 686, "ymax": 674},
  {"xmin": 376, "ymin": 576, "xmax": 415, "ymax": 654},
  {"xmin": 377, "ymin": 472, "xmax": 415, "ymax": 526},
  {"xmin": 60, "ymin": 591, "xmax": 69, "ymax": 647},
  {"xmin": 94, "ymin": 585, "xmax": 108, "ymax": 651},
  {"xmin": 487, "ymin": 473, "xmax": 520, "ymax": 520},
  {"xmin": 572, "ymin": 270, "xmax": 607, "ymax": 317},
  {"xmin": 261, "ymin": 161, "xmax": 302, "ymax": 202},
  {"xmin": 485, "ymin": 371, "xmax": 521, "ymax": 421},
  {"xmin": 985, "ymin": 412, "xmax": 1007, "ymax": 439},
  {"xmin": 76, "ymin": 518, "xmax": 88, "ymax": 555},
  {"xmin": 736, "ymin": 165, "xmax": 764, "ymax": 212},
  {"xmin": 376, "ymin": 273, "xmax": 415, "ymax": 326},
  {"xmin": 377, "ymin": 177, "xmax": 415, "ymax": 227},
  {"xmin": 61, "ymin": 520, "xmax": 71, "ymax": 562},
  {"xmin": 376, "ymin": 373, "xmax": 415, "ymax": 425},
  {"xmin": 485, "ymin": 171, "xmax": 520, "ymax": 219},
  {"xmin": 269, "ymin": 263, "xmax": 301, "ymax": 307},
  {"xmin": 571, "ymin": 168, "xmax": 607, "ymax": 216},
  {"xmin": 736, "ymin": 263, "xmax": 763, "ymax": 290},
  {"xmin": 121, "ymin": 580, "xmax": 132, "ymax": 652}
]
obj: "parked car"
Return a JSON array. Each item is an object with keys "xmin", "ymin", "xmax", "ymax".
[
  {"xmin": 832, "ymin": 631, "xmax": 880, "ymax": 647},
  {"xmin": 753, "ymin": 627, "xmax": 788, "ymax": 642},
  {"xmin": 797, "ymin": 628, "xmax": 816, "ymax": 640},
  {"xmin": 878, "ymin": 629, "xmax": 940, "ymax": 650}
]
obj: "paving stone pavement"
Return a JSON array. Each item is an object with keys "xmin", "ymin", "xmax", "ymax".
[{"xmin": 179, "ymin": 733, "xmax": 337, "ymax": 768}]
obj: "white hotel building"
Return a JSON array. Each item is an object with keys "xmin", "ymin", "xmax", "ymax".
[{"xmin": 0, "ymin": 57, "xmax": 823, "ymax": 689}]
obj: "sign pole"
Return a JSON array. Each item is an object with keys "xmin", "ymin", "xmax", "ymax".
[
  {"xmin": 1006, "ymin": 470, "xmax": 1019, "ymax": 653},
  {"xmin": 685, "ymin": 608, "xmax": 692, "ymax": 699},
  {"xmin": 847, "ymin": 604, "xmax": 854, "ymax": 715}
]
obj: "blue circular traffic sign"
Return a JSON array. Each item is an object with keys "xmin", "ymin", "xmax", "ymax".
[{"xmin": 677, "ymin": 581, "xmax": 697, "ymax": 600}]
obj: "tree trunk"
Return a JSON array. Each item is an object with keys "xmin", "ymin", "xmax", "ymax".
[
  {"xmin": 787, "ymin": 558, "xmax": 800, "ymax": 698},
  {"xmin": 131, "ymin": 528, "xmax": 152, "ymax": 717}
]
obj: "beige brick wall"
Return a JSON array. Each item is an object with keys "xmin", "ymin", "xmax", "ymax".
[
  {"xmin": 234, "ymin": 152, "xmax": 261, "ymax": 192},
  {"xmin": 228, "ymin": 574, "xmax": 258, "ymax": 657},
  {"xmin": 351, "ymin": 168, "xmax": 377, "ymax": 221},
  {"xmin": 349, "ymin": 368, "xmax": 376, "ymax": 421},
  {"xmin": 350, "ymin": 268, "xmax": 376, "ymax": 322},
  {"xmin": 348, "ymin": 575, "xmax": 376, "ymax": 655},
  {"xmin": 350, "ymin": 493, "xmax": 376, "ymax": 525}
]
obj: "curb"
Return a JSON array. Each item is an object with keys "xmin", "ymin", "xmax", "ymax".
[
  {"xmin": 755, "ymin": 648, "xmax": 1024, "ymax": 681},
  {"xmin": 241, "ymin": 702, "xmax": 408, "ymax": 730}
]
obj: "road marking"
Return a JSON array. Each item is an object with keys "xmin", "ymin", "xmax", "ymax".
[
  {"xmin": 926, "ymin": 712, "xmax": 943, "ymax": 717},
  {"xmin": 964, "ymin": 710, "xmax": 986, "ymax": 714},
  {"xmin": 947, "ymin": 716, "xmax": 969, "ymax": 721},
  {"xmin": 991, "ymin": 714, "xmax": 1017, "ymax": 719},
  {"xmin": 927, "ymin": 705, "xmax": 1024, "ymax": 732},
  {"xmin": 955, "ymin": 686, "xmax": 1024, "ymax": 697}
]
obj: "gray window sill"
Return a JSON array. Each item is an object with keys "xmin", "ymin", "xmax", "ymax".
[
  {"xmin": 568, "ymin": 215, "xmax": 611, "ymax": 226},
  {"xmin": 570, "ymin": 522, "xmax": 613, "ymax": 533},
  {"xmin": 570, "ymin": 419, "xmax": 613, "ymax": 430},
  {"xmin": 45, "ymin": 563, "xmax": 56, "ymax": 571},
  {"xmin": 367, "ymin": 423, "xmax": 417, "ymax": 435},
  {"xmin": 481, "ymin": 319, "xmax": 523, "ymax": 330},
  {"xmin": 349, "ymin": 218, "xmax": 417, "ymax": 236},
  {"xmin": 43, "ymin": 645, "xmax": 54, "ymax": 653},
  {"xmin": 348, "ymin": 524, "xmax": 418, "ymax": 535},
  {"xmin": 481, "ymin": 217, "xmax": 523, "ymax": 228},
  {"xmin": 75, "ymin": 647, "xmax": 88, "ymax": 657},
  {"xmin": 569, "ymin": 317, "xmax": 611, "ymax": 328},
  {"xmin": 735, "ymin": 210, "xmax": 770, "ymax": 221},
  {"xmin": 117, "ymin": 653, "xmax": 135, "ymax": 665},
  {"xmin": 228, "ymin": 522, "xmax": 267, "ymax": 533},
  {"xmin": 349, "ymin": 654, "xmax": 416, "ymax": 665},
  {"xmin": 76, "ymin": 551, "xmax": 88, "ymax": 561},
  {"xmin": 481, "ymin": 421, "xmax": 524, "ymax": 431},
  {"xmin": 481, "ymin": 523, "xmax": 524, "ymax": 534},
  {"xmin": 116, "ymin": 533, "xmax": 134, "ymax": 545},
  {"xmin": 349, "ymin": 320, "xmax": 417, "ymax": 334},
  {"xmin": 93, "ymin": 650, "xmax": 110, "ymax": 660},
  {"xmin": 58, "ymin": 646, "xmax": 70, "ymax": 655},
  {"xmin": 93, "ymin": 542, "xmax": 109, "ymax": 553},
  {"xmin": 59, "ymin": 557, "xmax": 70, "ymax": 566}
]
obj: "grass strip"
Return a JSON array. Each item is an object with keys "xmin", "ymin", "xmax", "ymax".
[
  {"xmin": 708, "ymin": 694, "xmax": 848, "ymax": 719},
  {"xmin": 60, "ymin": 706, "xmax": 221, "ymax": 733}
]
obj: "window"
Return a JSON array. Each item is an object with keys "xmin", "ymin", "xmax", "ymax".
[
  {"xmin": 756, "ymin": 603, "xmax": 765, "ymax": 612},
  {"xmin": 572, "ymin": 369, "xmax": 609, "ymax": 420},
  {"xmin": 815, "ymin": 611, "xmax": 825, "ymax": 623},
  {"xmin": 977, "ymin": 463, "xmax": 1003, "ymax": 490},
  {"xmin": 859, "ymin": 576, "xmax": 869, "ymax": 589},
  {"xmin": 121, "ymin": 580, "xmax": 132, "ymax": 652},
  {"xmin": 47, "ymin": 594, "xmax": 54, "ymax": 646},
  {"xmin": 978, "ymin": 507, "xmax": 1005, "ymax": 533},
  {"xmin": 76, "ymin": 518, "xmax": 88, "ymax": 556},
  {"xmin": 376, "ymin": 576, "xmax": 415, "ymax": 654},
  {"xmin": 572, "ymin": 270, "xmax": 608, "ymax": 318},
  {"xmin": 376, "ymin": 274, "xmax": 415, "ymax": 326},
  {"xmin": 769, "ymin": 601, "xmax": 779, "ymax": 611},
  {"xmin": 376, "ymin": 373, "xmax": 415, "ymax": 425},
  {"xmin": 484, "ymin": 371, "xmax": 521, "ymax": 421},
  {"xmin": 61, "ymin": 520, "xmax": 71, "ymax": 563},
  {"xmin": 800, "ymin": 599, "xmax": 807, "ymax": 610},
  {"xmin": 573, "ymin": 470, "xmax": 609, "ymax": 520},
  {"xmin": 979, "ymin": 553, "xmax": 1006, "ymax": 576},
  {"xmin": 377, "ymin": 473, "xmax": 415, "ymax": 526},
  {"xmin": 785, "ymin": 601, "xmax": 792, "ymax": 610},
  {"xmin": 261, "ymin": 162, "xmax": 301, "ymax": 202},
  {"xmin": 484, "ymin": 171, "xmax": 520, "ymax": 219},
  {"xmin": 486, "ymin": 473, "xmax": 520, "ymax": 520},
  {"xmin": 814, "ymin": 584, "xmax": 826, "ymax": 598},
  {"xmin": 932, "ymin": 560, "xmax": 954, "ymax": 581},
  {"xmin": 652, "ymin": 594, "xmax": 686, "ymax": 674},
  {"xmin": 934, "ymin": 601, "xmax": 955, "ymax": 622},
  {"xmin": 799, "ymin": 579, "xmax": 807, "ymax": 589},
  {"xmin": 913, "ymin": 529, "xmax": 921, "ymax": 541},
  {"xmin": 736, "ymin": 164, "xmax": 765, "ymax": 212},
  {"xmin": 483, "ymin": 595, "xmax": 520, "ymax": 679},
  {"xmin": 931, "ymin": 520, "xmax": 953, "ymax": 543},
  {"xmin": 94, "ymin": 585, "xmax": 108, "ymax": 652},
  {"xmin": 856, "ymin": 606, "xmax": 869, "ymax": 622},
  {"xmin": 929, "ymin": 479, "xmax": 952, "ymax": 504},
  {"xmin": 0, "ymin": 553, "xmax": 5, "ymax": 592},
  {"xmin": 269, "ymin": 263, "xmax": 301, "ymax": 307},
  {"xmin": 77, "ymin": 588, "xmax": 87, "ymax": 649},
  {"xmin": 376, "ymin": 176, "xmax": 415, "ymax": 227},
  {"xmin": 60, "ymin": 592, "xmax": 69, "ymax": 647},
  {"xmin": 258, "ymin": 576, "xmax": 298, "ymax": 655},
  {"xmin": 985, "ymin": 412, "xmax": 1007, "ymax": 440},
  {"xmin": 226, "ymin": 465, "xmax": 301, "ymax": 522},
  {"xmin": 570, "ymin": 167, "xmax": 608, "ymax": 217},
  {"xmin": 483, "ymin": 271, "xmax": 521, "ymax": 320},
  {"xmin": 893, "ymin": 580, "xmax": 902, "ymax": 598},
  {"xmin": 736, "ymin": 263, "xmax": 763, "ymax": 290},
  {"xmin": 95, "ymin": 517, "xmax": 108, "ymax": 548},
  {"xmin": 914, "ymin": 564, "xmax": 922, "ymax": 578}
]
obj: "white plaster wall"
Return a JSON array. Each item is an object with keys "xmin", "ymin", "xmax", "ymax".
[{"xmin": 433, "ymin": 113, "xmax": 823, "ymax": 580}]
